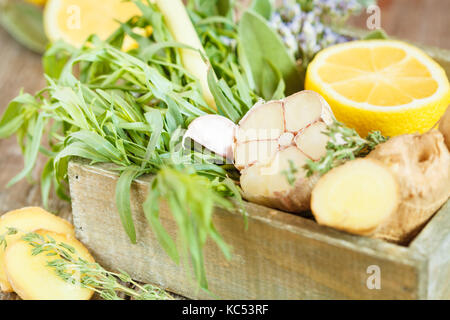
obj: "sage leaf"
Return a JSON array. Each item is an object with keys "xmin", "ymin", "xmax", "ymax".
[
  {"xmin": 238, "ymin": 10, "xmax": 302, "ymax": 99},
  {"xmin": 250, "ymin": 0, "xmax": 274, "ymax": 20}
]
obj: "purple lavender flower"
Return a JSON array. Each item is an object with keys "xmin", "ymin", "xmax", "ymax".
[{"xmin": 270, "ymin": 0, "xmax": 361, "ymax": 63}]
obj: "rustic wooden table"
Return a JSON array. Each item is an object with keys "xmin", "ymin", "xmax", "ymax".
[{"xmin": 0, "ymin": 0, "xmax": 449, "ymax": 300}]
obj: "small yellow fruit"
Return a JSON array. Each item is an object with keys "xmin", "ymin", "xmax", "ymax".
[
  {"xmin": 25, "ymin": 0, "xmax": 47, "ymax": 6},
  {"xmin": 5, "ymin": 230, "xmax": 95, "ymax": 300},
  {"xmin": 305, "ymin": 40, "xmax": 450, "ymax": 137},
  {"xmin": 0, "ymin": 207, "xmax": 75, "ymax": 293},
  {"xmin": 122, "ymin": 26, "xmax": 153, "ymax": 52},
  {"xmin": 44, "ymin": 0, "xmax": 141, "ymax": 48}
]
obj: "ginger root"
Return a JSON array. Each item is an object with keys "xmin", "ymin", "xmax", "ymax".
[
  {"xmin": 311, "ymin": 159, "xmax": 400, "ymax": 235},
  {"xmin": 5, "ymin": 230, "xmax": 94, "ymax": 300},
  {"xmin": 312, "ymin": 131, "xmax": 450, "ymax": 244},
  {"xmin": 368, "ymin": 130, "xmax": 450, "ymax": 243},
  {"xmin": 0, "ymin": 207, "xmax": 75, "ymax": 292},
  {"xmin": 439, "ymin": 105, "xmax": 450, "ymax": 150}
]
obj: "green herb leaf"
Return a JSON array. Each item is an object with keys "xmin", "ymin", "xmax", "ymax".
[
  {"xmin": 304, "ymin": 121, "xmax": 388, "ymax": 176},
  {"xmin": 143, "ymin": 180, "xmax": 180, "ymax": 263},
  {"xmin": 41, "ymin": 159, "xmax": 54, "ymax": 210},
  {"xmin": 207, "ymin": 68, "xmax": 241, "ymax": 122},
  {"xmin": 250, "ymin": 0, "xmax": 274, "ymax": 20},
  {"xmin": 0, "ymin": 0, "xmax": 48, "ymax": 53},
  {"xmin": 19, "ymin": 231, "xmax": 173, "ymax": 300},
  {"xmin": 363, "ymin": 29, "xmax": 389, "ymax": 40},
  {"xmin": 43, "ymin": 41, "xmax": 77, "ymax": 79},
  {"xmin": 7, "ymin": 112, "xmax": 46, "ymax": 187},
  {"xmin": 238, "ymin": 10, "xmax": 302, "ymax": 99},
  {"xmin": 115, "ymin": 166, "xmax": 141, "ymax": 244},
  {"xmin": 0, "ymin": 93, "xmax": 35, "ymax": 139}
]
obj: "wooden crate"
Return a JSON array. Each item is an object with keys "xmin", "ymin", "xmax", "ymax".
[
  {"xmin": 68, "ymin": 42, "xmax": 450, "ymax": 300},
  {"xmin": 68, "ymin": 160, "xmax": 450, "ymax": 300}
]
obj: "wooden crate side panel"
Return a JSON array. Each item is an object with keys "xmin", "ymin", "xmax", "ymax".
[
  {"xmin": 411, "ymin": 200, "xmax": 450, "ymax": 299},
  {"xmin": 68, "ymin": 161, "xmax": 422, "ymax": 299}
]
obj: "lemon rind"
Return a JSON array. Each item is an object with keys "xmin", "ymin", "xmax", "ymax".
[{"xmin": 307, "ymin": 40, "xmax": 450, "ymax": 113}]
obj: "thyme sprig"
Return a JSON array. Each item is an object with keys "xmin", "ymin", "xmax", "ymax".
[
  {"xmin": 0, "ymin": 227, "xmax": 18, "ymax": 250},
  {"xmin": 282, "ymin": 159, "xmax": 299, "ymax": 186},
  {"xmin": 305, "ymin": 121, "xmax": 388, "ymax": 176},
  {"xmin": 20, "ymin": 232, "xmax": 173, "ymax": 300}
]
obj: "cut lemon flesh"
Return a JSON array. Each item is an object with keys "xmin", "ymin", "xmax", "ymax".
[
  {"xmin": 44, "ymin": 0, "xmax": 141, "ymax": 47},
  {"xmin": 305, "ymin": 40, "xmax": 450, "ymax": 137}
]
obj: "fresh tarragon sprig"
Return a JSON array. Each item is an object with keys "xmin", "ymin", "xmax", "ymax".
[
  {"xmin": 0, "ymin": 228, "xmax": 172, "ymax": 300},
  {"xmin": 305, "ymin": 121, "xmax": 388, "ymax": 176}
]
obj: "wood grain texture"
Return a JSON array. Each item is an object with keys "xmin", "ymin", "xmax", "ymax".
[
  {"xmin": 410, "ymin": 200, "xmax": 450, "ymax": 299},
  {"xmin": 68, "ymin": 160, "xmax": 446, "ymax": 300}
]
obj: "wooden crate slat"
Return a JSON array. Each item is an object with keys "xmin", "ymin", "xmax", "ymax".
[{"xmin": 69, "ymin": 160, "xmax": 439, "ymax": 299}]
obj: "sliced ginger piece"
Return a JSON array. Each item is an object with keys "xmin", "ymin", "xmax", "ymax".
[
  {"xmin": 5, "ymin": 230, "xmax": 94, "ymax": 300},
  {"xmin": 0, "ymin": 207, "xmax": 75, "ymax": 292},
  {"xmin": 311, "ymin": 159, "xmax": 399, "ymax": 235}
]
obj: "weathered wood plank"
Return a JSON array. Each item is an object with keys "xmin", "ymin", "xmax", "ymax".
[
  {"xmin": 69, "ymin": 160, "xmax": 429, "ymax": 300},
  {"xmin": 410, "ymin": 200, "xmax": 450, "ymax": 299}
]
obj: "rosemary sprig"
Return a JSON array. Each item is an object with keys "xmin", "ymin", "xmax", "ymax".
[
  {"xmin": 282, "ymin": 159, "xmax": 299, "ymax": 186},
  {"xmin": 20, "ymin": 232, "xmax": 173, "ymax": 300},
  {"xmin": 305, "ymin": 121, "xmax": 388, "ymax": 176}
]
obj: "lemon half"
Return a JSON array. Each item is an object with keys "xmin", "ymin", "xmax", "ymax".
[
  {"xmin": 44, "ymin": 0, "xmax": 141, "ymax": 48},
  {"xmin": 305, "ymin": 40, "xmax": 450, "ymax": 137}
]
